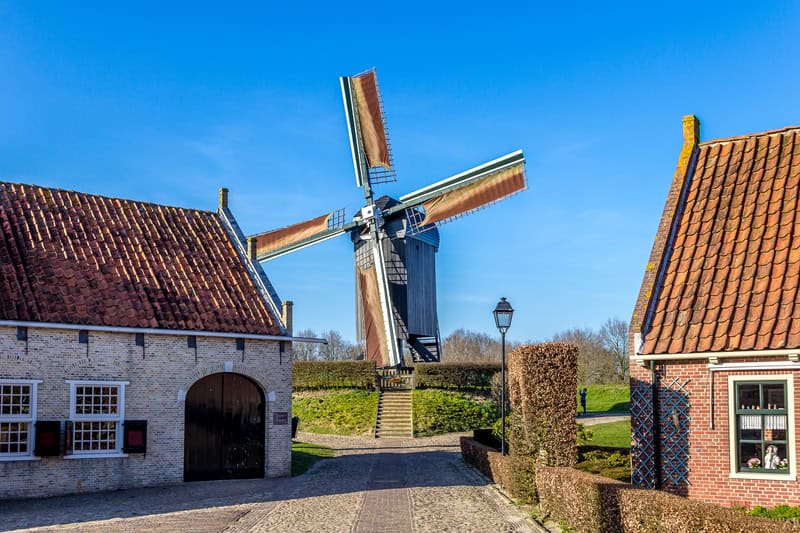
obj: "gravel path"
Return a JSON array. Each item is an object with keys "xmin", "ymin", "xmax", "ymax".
[{"xmin": 1, "ymin": 433, "xmax": 542, "ymax": 533}]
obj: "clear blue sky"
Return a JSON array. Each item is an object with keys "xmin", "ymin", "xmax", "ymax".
[{"xmin": 2, "ymin": 2, "xmax": 800, "ymax": 344}]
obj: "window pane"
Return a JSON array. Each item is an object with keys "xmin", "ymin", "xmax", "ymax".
[
  {"xmin": 0, "ymin": 422, "xmax": 29, "ymax": 454},
  {"xmin": 738, "ymin": 384, "xmax": 760, "ymax": 410},
  {"xmin": 738, "ymin": 414, "xmax": 762, "ymax": 441},
  {"xmin": 0, "ymin": 384, "xmax": 32, "ymax": 416},
  {"xmin": 73, "ymin": 421, "xmax": 118, "ymax": 452},
  {"xmin": 764, "ymin": 383, "xmax": 786, "ymax": 410},
  {"xmin": 740, "ymin": 442, "xmax": 764, "ymax": 469},
  {"xmin": 764, "ymin": 443, "xmax": 790, "ymax": 471}
]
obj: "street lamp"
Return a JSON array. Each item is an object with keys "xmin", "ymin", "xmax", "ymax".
[{"xmin": 493, "ymin": 297, "xmax": 514, "ymax": 456}]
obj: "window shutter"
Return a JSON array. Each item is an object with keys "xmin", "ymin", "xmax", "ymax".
[
  {"xmin": 33, "ymin": 421, "xmax": 61, "ymax": 457},
  {"xmin": 122, "ymin": 420, "xmax": 147, "ymax": 454}
]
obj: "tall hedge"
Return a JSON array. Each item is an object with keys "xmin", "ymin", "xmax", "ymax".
[
  {"xmin": 415, "ymin": 362, "xmax": 500, "ymax": 390},
  {"xmin": 292, "ymin": 360, "xmax": 376, "ymax": 390},
  {"xmin": 507, "ymin": 343, "xmax": 578, "ymax": 502},
  {"xmin": 536, "ymin": 465, "xmax": 800, "ymax": 533}
]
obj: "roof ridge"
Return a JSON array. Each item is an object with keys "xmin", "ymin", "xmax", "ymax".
[
  {"xmin": 699, "ymin": 125, "xmax": 800, "ymax": 146},
  {"xmin": 0, "ymin": 180, "xmax": 217, "ymax": 215}
]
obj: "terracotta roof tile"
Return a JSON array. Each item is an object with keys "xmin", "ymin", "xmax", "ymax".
[
  {"xmin": 0, "ymin": 182, "xmax": 281, "ymax": 335},
  {"xmin": 641, "ymin": 127, "xmax": 800, "ymax": 354}
]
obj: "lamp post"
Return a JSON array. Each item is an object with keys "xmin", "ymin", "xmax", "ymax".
[{"xmin": 493, "ymin": 297, "xmax": 514, "ymax": 456}]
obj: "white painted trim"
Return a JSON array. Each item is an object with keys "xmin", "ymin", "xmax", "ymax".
[
  {"xmin": 64, "ymin": 453, "xmax": 128, "ymax": 460},
  {"xmin": 709, "ymin": 361, "xmax": 800, "ymax": 372},
  {"xmin": 633, "ymin": 348, "xmax": 800, "ymax": 362},
  {"xmin": 0, "ymin": 320, "xmax": 327, "ymax": 344},
  {"xmin": 0, "ymin": 380, "xmax": 39, "ymax": 459},
  {"xmin": 67, "ymin": 381, "xmax": 126, "ymax": 456},
  {"xmin": 727, "ymin": 374, "xmax": 796, "ymax": 480}
]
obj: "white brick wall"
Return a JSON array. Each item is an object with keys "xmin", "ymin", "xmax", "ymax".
[{"xmin": 0, "ymin": 326, "xmax": 292, "ymax": 499}]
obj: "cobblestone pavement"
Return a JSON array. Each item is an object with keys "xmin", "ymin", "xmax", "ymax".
[{"xmin": 1, "ymin": 433, "xmax": 541, "ymax": 533}]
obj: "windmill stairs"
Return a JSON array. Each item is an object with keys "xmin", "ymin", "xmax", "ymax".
[{"xmin": 374, "ymin": 369, "xmax": 414, "ymax": 438}]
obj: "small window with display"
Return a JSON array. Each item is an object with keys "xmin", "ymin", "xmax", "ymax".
[{"xmin": 735, "ymin": 381, "xmax": 789, "ymax": 474}]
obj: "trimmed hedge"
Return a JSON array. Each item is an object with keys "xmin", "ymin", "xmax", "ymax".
[
  {"xmin": 415, "ymin": 362, "xmax": 500, "ymax": 390},
  {"xmin": 507, "ymin": 343, "xmax": 578, "ymax": 502},
  {"xmin": 536, "ymin": 465, "xmax": 800, "ymax": 533},
  {"xmin": 460, "ymin": 436, "xmax": 513, "ymax": 489},
  {"xmin": 293, "ymin": 361, "xmax": 376, "ymax": 390}
]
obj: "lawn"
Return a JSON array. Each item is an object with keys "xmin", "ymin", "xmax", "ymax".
[
  {"xmin": 581, "ymin": 419, "xmax": 631, "ymax": 448},
  {"xmin": 291, "ymin": 441, "xmax": 333, "ymax": 476},
  {"xmin": 292, "ymin": 390, "xmax": 380, "ymax": 436},
  {"xmin": 413, "ymin": 389, "xmax": 499, "ymax": 437},
  {"xmin": 578, "ymin": 384, "xmax": 629, "ymax": 413}
]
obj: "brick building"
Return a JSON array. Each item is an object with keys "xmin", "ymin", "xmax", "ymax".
[
  {"xmin": 631, "ymin": 117, "xmax": 800, "ymax": 507},
  {"xmin": 0, "ymin": 182, "xmax": 310, "ymax": 499}
]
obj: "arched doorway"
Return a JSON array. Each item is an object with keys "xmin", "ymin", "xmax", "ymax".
[{"xmin": 184, "ymin": 373, "xmax": 265, "ymax": 481}]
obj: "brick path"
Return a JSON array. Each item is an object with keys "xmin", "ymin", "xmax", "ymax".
[{"xmin": 1, "ymin": 433, "xmax": 541, "ymax": 532}]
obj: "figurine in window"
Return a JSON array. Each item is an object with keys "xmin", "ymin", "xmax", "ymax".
[{"xmin": 764, "ymin": 445, "xmax": 781, "ymax": 469}]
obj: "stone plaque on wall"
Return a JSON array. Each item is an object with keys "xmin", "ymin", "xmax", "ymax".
[{"xmin": 273, "ymin": 412, "xmax": 289, "ymax": 425}]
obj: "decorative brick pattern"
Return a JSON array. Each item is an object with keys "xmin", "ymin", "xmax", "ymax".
[
  {"xmin": 0, "ymin": 326, "xmax": 292, "ymax": 499},
  {"xmin": 631, "ymin": 360, "xmax": 800, "ymax": 507}
]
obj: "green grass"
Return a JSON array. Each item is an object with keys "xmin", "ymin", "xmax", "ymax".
[
  {"xmin": 413, "ymin": 389, "xmax": 499, "ymax": 437},
  {"xmin": 580, "ymin": 419, "xmax": 631, "ymax": 448},
  {"xmin": 578, "ymin": 384, "xmax": 630, "ymax": 413},
  {"xmin": 745, "ymin": 505, "xmax": 800, "ymax": 524},
  {"xmin": 292, "ymin": 390, "xmax": 380, "ymax": 436},
  {"xmin": 291, "ymin": 441, "xmax": 333, "ymax": 476}
]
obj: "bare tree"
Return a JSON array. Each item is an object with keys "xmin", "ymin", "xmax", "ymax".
[
  {"xmin": 442, "ymin": 328, "xmax": 501, "ymax": 362},
  {"xmin": 319, "ymin": 330, "xmax": 350, "ymax": 361},
  {"xmin": 551, "ymin": 327, "xmax": 616, "ymax": 384},
  {"xmin": 292, "ymin": 328, "xmax": 321, "ymax": 361},
  {"xmin": 600, "ymin": 317, "xmax": 629, "ymax": 382}
]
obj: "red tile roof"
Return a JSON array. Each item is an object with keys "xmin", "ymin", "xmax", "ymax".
[
  {"xmin": 640, "ymin": 126, "xmax": 800, "ymax": 354},
  {"xmin": 0, "ymin": 182, "xmax": 282, "ymax": 335}
]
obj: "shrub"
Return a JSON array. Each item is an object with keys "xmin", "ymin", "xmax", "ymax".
[
  {"xmin": 460, "ymin": 436, "xmax": 514, "ymax": 489},
  {"xmin": 412, "ymin": 389, "xmax": 499, "ymax": 436},
  {"xmin": 293, "ymin": 360, "xmax": 376, "ymax": 390},
  {"xmin": 747, "ymin": 505, "xmax": 800, "ymax": 524},
  {"xmin": 415, "ymin": 362, "xmax": 500, "ymax": 390},
  {"xmin": 536, "ymin": 465, "xmax": 800, "ymax": 533},
  {"xmin": 507, "ymin": 343, "xmax": 579, "ymax": 502}
]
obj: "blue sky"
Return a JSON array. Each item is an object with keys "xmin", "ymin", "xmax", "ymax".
[{"xmin": 2, "ymin": 2, "xmax": 800, "ymax": 343}]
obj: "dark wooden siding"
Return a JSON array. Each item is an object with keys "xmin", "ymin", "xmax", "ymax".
[{"xmin": 406, "ymin": 238, "xmax": 437, "ymax": 336}]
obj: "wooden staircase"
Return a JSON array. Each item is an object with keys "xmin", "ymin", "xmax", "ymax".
[{"xmin": 374, "ymin": 390, "xmax": 413, "ymax": 438}]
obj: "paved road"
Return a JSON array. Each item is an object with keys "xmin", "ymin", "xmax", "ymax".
[
  {"xmin": 1, "ymin": 433, "xmax": 540, "ymax": 533},
  {"xmin": 578, "ymin": 411, "xmax": 630, "ymax": 426}
]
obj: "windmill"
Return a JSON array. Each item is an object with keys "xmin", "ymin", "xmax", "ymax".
[{"xmin": 247, "ymin": 69, "xmax": 526, "ymax": 367}]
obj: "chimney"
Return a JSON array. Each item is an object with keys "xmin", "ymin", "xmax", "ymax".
[
  {"xmin": 282, "ymin": 300, "xmax": 294, "ymax": 336},
  {"xmin": 219, "ymin": 188, "xmax": 229, "ymax": 210}
]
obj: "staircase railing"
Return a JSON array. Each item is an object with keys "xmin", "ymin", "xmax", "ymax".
[{"xmin": 377, "ymin": 368, "xmax": 414, "ymax": 390}]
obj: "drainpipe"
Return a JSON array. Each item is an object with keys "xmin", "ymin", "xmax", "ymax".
[{"xmin": 651, "ymin": 360, "xmax": 661, "ymax": 489}]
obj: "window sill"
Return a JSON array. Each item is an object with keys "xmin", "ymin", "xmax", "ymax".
[
  {"xmin": 0, "ymin": 455, "xmax": 41, "ymax": 462},
  {"xmin": 64, "ymin": 453, "xmax": 128, "ymax": 460},
  {"xmin": 730, "ymin": 471, "xmax": 796, "ymax": 481}
]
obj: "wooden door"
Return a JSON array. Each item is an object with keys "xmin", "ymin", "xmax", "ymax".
[{"xmin": 184, "ymin": 373, "xmax": 265, "ymax": 481}]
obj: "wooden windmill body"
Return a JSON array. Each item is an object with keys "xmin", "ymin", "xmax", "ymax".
[{"xmin": 248, "ymin": 70, "xmax": 526, "ymax": 367}]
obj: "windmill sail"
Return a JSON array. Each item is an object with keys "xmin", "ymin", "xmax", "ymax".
[
  {"xmin": 358, "ymin": 263, "xmax": 391, "ymax": 363},
  {"xmin": 352, "ymin": 71, "xmax": 391, "ymax": 171},
  {"xmin": 249, "ymin": 209, "xmax": 350, "ymax": 261},
  {"xmin": 341, "ymin": 70, "xmax": 396, "ymax": 188},
  {"xmin": 388, "ymin": 151, "xmax": 526, "ymax": 233}
]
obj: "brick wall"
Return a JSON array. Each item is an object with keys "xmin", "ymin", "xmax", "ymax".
[
  {"xmin": 0, "ymin": 325, "xmax": 292, "ymax": 499},
  {"xmin": 631, "ymin": 358, "xmax": 800, "ymax": 507}
]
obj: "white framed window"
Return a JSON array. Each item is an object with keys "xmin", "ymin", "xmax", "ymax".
[
  {"xmin": 67, "ymin": 380, "xmax": 128, "ymax": 457},
  {"xmin": 728, "ymin": 374, "xmax": 796, "ymax": 480},
  {"xmin": 0, "ymin": 379, "xmax": 41, "ymax": 459}
]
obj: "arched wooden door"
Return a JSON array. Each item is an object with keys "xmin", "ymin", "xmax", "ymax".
[{"xmin": 184, "ymin": 373, "xmax": 265, "ymax": 481}]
